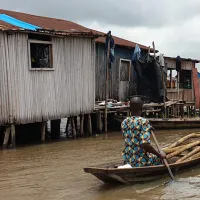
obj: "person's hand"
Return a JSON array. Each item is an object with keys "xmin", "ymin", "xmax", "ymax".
[
  {"xmin": 159, "ymin": 151, "xmax": 166, "ymax": 159},
  {"xmin": 150, "ymin": 126, "xmax": 155, "ymax": 132}
]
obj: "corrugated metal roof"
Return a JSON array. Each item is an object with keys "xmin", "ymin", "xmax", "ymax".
[{"xmin": 0, "ymin": 9, "xmax": 152, "ymax": 50}]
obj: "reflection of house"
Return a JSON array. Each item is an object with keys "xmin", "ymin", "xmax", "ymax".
[
  {"xmin": 0, "ymin": 9, "xmax": 97, "ymax": 125},
  {"xmin": 164, "ymin": 57, "xmax": 200, "ymax": 108}
]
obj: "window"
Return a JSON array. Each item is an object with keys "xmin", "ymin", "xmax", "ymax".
[
  {"xmin": 180, "ymin": 70, "xmax": 192, "ymax": 89},
  {"xmin": 28, "ymin": 34, "xmax": 53, "ymax": 70},
  {"xmin": 119, "ymin": 59, "xmax": 131, "ymax": 81},
  {"xmin": 167, "ymin": 69, "xmax": 192, "ymax": 89}
]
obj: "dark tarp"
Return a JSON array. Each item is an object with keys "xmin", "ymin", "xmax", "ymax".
[{"xmin": 133, "ymin": 56, "xmax": 164, "ymax": 103}]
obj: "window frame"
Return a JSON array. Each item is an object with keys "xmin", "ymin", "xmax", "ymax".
[
  {"xmin": 28, "ymin": 39, "xmax": 54, "ymax": 71},
  {"xmin": 119, "ymin": 58, "xmax": 131, "ymax": 81}
]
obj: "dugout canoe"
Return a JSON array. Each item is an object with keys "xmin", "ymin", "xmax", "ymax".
[
  {"xmin": 114, "ymin": 114, "xmax": 200, "ymax": 130},
  {"xmin": 84, "ymin": 157, "xmax": 200, "ymax": 184}
]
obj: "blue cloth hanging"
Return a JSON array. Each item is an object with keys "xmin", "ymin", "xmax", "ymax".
[{"xmin": 132, "ymin": 44, "xmax": 141, "ymax": 62}]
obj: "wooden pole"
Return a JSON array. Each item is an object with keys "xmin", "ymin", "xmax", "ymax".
[
  {"xmin": 72, "ymin": 117, "xmax": 76, "ymax": 138},
  {"xmin": 162, "ymin": 68, "xmax": 166, "ymax": 118},
  {"xmin": 177, "ymin": 72, "xmax": 180, "ymax": 117},
  {"xmin": 3, "ymin": 127, "xmax": 11, "ymax": 149},
  {"xmin": 105, "ymin": 32, "xmax": 111, "ymax": 133},
  {"xmin": 80, "ymin": 115, "xmax": 84, "ymax": 137},
  {"xmin": 11, "ymin": 124, "xmax": 16, "ymax": 148},
  {"xmin": 151, "ymin": 130, "xmax": 174, "ymax": 181},
  {"xmin": 66, "ymin": 118, "xmax": 70, "ymax": 138},
  {"xmin": 41, "ymin": 122, "xmax": 46, "ymax": 142},
  {"xmin": 152, "ymin": 41, "xmax": 156, "ymax": 59},
  {"xmin": 88, "ymin": 114, "xmax": 92, "ymax": 136}
]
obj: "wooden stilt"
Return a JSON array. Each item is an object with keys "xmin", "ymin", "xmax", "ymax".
[
  {"xmin": 97, "ymin": 111, "xmax": 102, "ymax": 133},
  {"xmin": 66, "ymin": 117, "xmax": 70, "ymax": 138},
  {"xmin": 3, "ymin": 127, "xmax": 11, "ymax": 149},
  {"xmin": 88, "ymin": 114, "xmax": 92, "ymax": 136},
  {"xmin": 11, "ymin": 124, "xmax": 16, "ymax": 148},
  {"xmin": 41, "ymin": 122, "xmax": 46, "ymax": 142},
  {"xmin": 80, "ymin": 115, "xmax": 84, "ymax": 137},
  {"xmin": 72, "ymin": 117, "xmax": 76, "ymax": 138}
]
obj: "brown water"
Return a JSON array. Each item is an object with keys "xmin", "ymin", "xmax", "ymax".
[{"xmin": 0, "ymin": 129, "xmax": 200, "ymax": 200}]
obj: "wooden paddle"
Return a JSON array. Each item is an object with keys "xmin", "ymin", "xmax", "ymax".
[{"xmin": 151, "ymin": 130, "xmax": 175, "ymax": 181}]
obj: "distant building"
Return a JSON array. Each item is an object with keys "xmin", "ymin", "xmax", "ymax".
[
  {"xmin": 94, "ymin": 31, "xmax": 156, "ymax": 101},
  {"xmin": 165, "ymin": 56, "xmax": 200, "ymax": 108}
]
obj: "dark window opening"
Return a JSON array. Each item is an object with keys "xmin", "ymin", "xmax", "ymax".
[
  {"xmin": 28, "ymin": 33, "xmax": 51, "ymax": 41},
  {"xmin": 30, "ymin": 43, "xmax": 52, "ymax": 69}
]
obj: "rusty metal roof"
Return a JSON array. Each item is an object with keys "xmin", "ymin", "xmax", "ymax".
[
  {"xmin": 92, "ymin": 29, "xmax": 154, "ymax": 51},
  {"xmin": 0, "ymin": 9, "xmax": 153, "ymax": 50},
  {"xmin": 164, "ymin": 56, "xmax": 200, "ymax": 63}
]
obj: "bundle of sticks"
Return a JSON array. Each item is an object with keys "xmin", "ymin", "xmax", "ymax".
[{"xmin": 162, "ymin": 132, "xmax": 200, "ymax": 163}]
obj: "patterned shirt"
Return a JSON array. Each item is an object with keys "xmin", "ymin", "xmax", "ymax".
[{"xmin": 121, "ymin": 116, "xmax": 161, "ymax": 167}]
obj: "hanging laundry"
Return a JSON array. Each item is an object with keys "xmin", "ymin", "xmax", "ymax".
[
  {"xmin": 132, "ymin": 44, "xmax": 141, "ymax": 62},
  {"xmin": 105, "ymin": 31, "xmax": 115, "ymax": 68}
]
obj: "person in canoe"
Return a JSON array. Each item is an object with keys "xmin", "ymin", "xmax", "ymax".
[{"xmin": 121, "ymin": 97, "xmax": 166, "ymax": 167}]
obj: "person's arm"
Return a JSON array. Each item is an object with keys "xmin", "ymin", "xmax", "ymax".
[
  {"xmin": 139, "ymin": 120, "xmax": 166, "ymax": 159},
  {"xmin": 140, "ymin": 143, "xmax": 166, "ymax": 159}
]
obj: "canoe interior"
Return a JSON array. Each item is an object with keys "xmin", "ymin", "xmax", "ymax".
[{"xmin": 84, "ymin": 157, "xmax": 200, "ymax": 184}]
